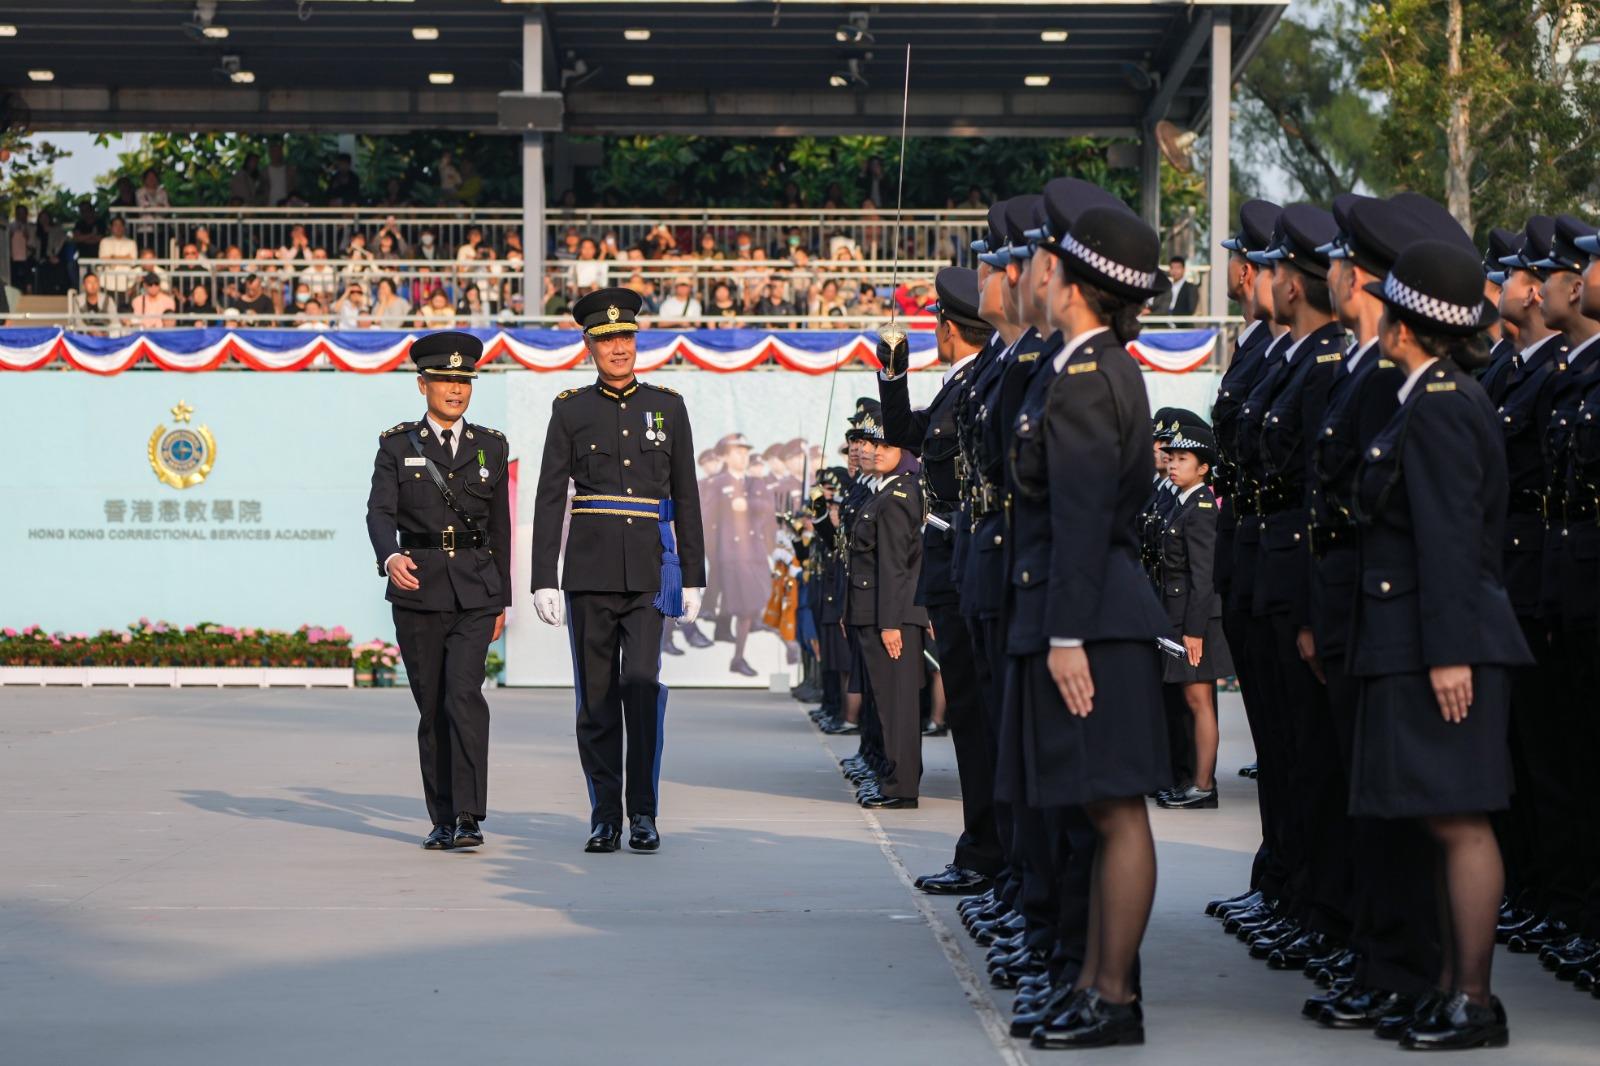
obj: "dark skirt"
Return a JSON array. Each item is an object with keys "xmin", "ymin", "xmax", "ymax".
[
  {"xmin": 1349, "ymin": 665, "xmax": 1512, "ymax": 818},
  {"xmin": 819, "ymin": 617, "xmax": 852, "ymax": 673},
  {"xmin": 1014, "ymin": 640, "xmax": 1170, "ymax": 808},
  {"xmin": 1161, "ymin": 616, "xmax": 1235, "ymax": 684}
]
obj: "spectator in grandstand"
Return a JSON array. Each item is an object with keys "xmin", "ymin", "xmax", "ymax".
[
  {"xmin": 418, "ymin": 288, "xmax": 457, "ymax": 328},
  {"xmin": 643, "ymin": 223, "xmax": 677, "ymax": 259},
  {"xmin": 437, "ymin": 150, "xmax": 462, "ymax": 201},
  {"xmin": 708, "ymin": 282, "xmax": 741, "ymax": 326},
  {"xmin": 68, "ymin": 271, "xmax": 119, "ymax": 335},
  {"xmin": 172, "ymin": 243, "xmax": 209, "ymax": 305},
  {"xmin": 129, "ymin": 272, "xmax": 177, "ymax": 330},
  {"xmin": 215, "ymin": 244, "xmax": 246, "ymax": 304},
  {"xmin": 265, "ymin": 141, "xmax": 298, "ymax": 208},
  {"xmin": 185, "ymin": 283, "xmax": 219, "ymax": 327},
  {"xmin": 344, "ymin": 230, "xmax": 377, "ymax": 279},
  {"xmin": 7, "ymin": 205, "xmax": 37, "ymax": 294},
  {"xmin": 373, "ymin": 276, "xmax": 411, "ymax": 329},
  {"xmin": 657, "ymin": 277, "xmax": 702, "ymax": 327},
  {"xmin": 456, "ymin": 226, "xmax": 486, "ymax": 263},
  {"xmin": 296, "ymin": 297, "xmax": 327, "ymax": 329},
  {"xmin": 573, "ymin": 238, "xmax": 608, "ymax": 291},
  {"xmin": 554, "ymin": 227, "xmax": 582, "ymax": 261},
  {"xmin": 542, "ymin": 274, "xmax": 569, "ymax": 318},
  {"xmin": 279, "ymin": 225, "xmax": 313, "ymax": 268},
  {"xmin": 191, "ymin": 226, "xmax": 214, "ymax": 260},
  {"xmin": 788, "ymin": 247, "xmax": 817, "ymax": 310},
  {"xmin": 229, "ymin": 273, "xmax": 278, "ymax": 325},
  {"xmin": 326, "ymin": 152, "xmax": 362, "ymax": 206},
  {"xmin": 135, "ymin": 247, "xmax": 168, "ymax": 295},
  {"xmin": 959, "ymin": 185, "xmax": 986, "ymax": 210},
  {"xmin": 415, "ymin": 228, "xmax": 440, "ymax": 261},
  {"xmin": 851, "ymin": 286, "xmax": 885, "ymax": 319},
  {"xmin": 375, "ymin": 215, "xmax": 409, "ymax": 257},
  {"xmin": 229, "ymin": 152, "xmax": 267, "ymax": 206},
  {"xmin": 624, "ymin": 271, "xmax": 659, "ymax": 316},
  {"xmin": 754, "ymin": 273, "xmax": 799, "ymax": 327},
  {"xmin": 69, "ymin": 200, "xmax": 104, "ymax": 263},
  {"xmin": 302, "ymin": 247, "xmax": 338, "ymax": 302},
  {"xmin": 457, "ymin": 283, "xmax": 490, "ymax": 327},
  {"xmin": 455, "ymin": 158, "xmax": 483, "ymax": 205},
  {"xmin": 110, "ymin": 175, "xmax": 138, "ymax": 211},
  {"xmin": 733, "ymin": 231, "xmax": 756, "ymax": 259},
  {"xmin": 812, "ymin": 277, "xmax": 848, "ymax": 325},
  {"xmin": 696, "ymin": 231, "xmax": 723, "ymax": 260},
  {"xmin": 135, "ymin": 167, "xmax": 170, "ymax": 212},
  {"xmin": 290, "ymin": 279, "xmax": 315, "ymax": 315},
  {"xmin": 495, "ymin": 290, "xmax": 526, "ymax": 324},
  {"xmin": 333, "ymin": 281, "xmax": 371, "ymax": 329},
  {"xmin": 503, "ymin": 230, "xmax": 524, "ymax": 259},
  {"xmin": 376, "ymin": 232, "xmax": 404, "ymax": 263},
  {"xmin": 859, "ymin": 197, "xmax": 885, "ymax": 259}
]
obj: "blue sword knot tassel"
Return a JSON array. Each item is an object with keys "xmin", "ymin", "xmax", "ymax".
[{"xmin": 652, "ymin": 498, "xmax": 684, "ymax": 617}]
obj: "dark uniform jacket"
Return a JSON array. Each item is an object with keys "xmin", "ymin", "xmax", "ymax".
[
  {"xmin": 1495, "ymin": 332, "xmax": 1568, "ymax": 616},
  {"xmin": 1541, "ymin": 335, "xmax": 1600, "ymax": 622},
  {"xmin": 1228, "ymin": 331, "xmax": 1293, "ymax": 616},
  {"xmin": 1160, "ymin": 484, "xmax": 1223, "ymax": 638},
  {"xmin": 1309, "ymin": 340, "xmax": 1403, "ymax": 658},
  {"xmin": 1007, "ymin": 332, "xmax": 1168, "ymax": 654},
  {"xmin": 529, "ymin": 377, "xmax": 707, "ymax": 593},
  {"xmin": 1211, "ymin": 320, "xmax": 1276, "ymax": 595},
  {"xmin": 880, "ymin": 353, "xmax": 979, "ymax": 607},
  {"xmin": 366, "ymin": 417, "xmax": 512, "ymax": 612},
  {"xmin": 1478, "ymin": 337, "xmax": 1521, "ymax": 405},
  {"xmin": 1350, "ymin": 361, "xmax": 1531, "ymax": 677},
  {"xmin": 845, "ymin": 470, "xmax": 930, "ymax": 629},
  {"xmin": 950, "ymin": 334, "xmax": 1004, "ymax": 595},
  {"xmin": 963, "ymin": 329, "xmax": 1050, "ymax": 619},
  {"xmin": 1256, "ymin": 320, "xmax": 1347, "ymax": 623}
]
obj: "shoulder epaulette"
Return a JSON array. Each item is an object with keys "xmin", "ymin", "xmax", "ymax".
[
  {"xmin": 556, "ymin": 386, "xmax": 588, "ymax": 401},
  {"xmin": 473, "ymin": 425, "xmax": 505, "ymax": 440},
  {"xmin": 643, "ymin": 381, "xmax": 681, "ymax": 396},
  {"xmin": 380, "ymin": 422, "xmax": 412, "ymax": 439}
]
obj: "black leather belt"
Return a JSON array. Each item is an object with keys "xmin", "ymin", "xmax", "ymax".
[
  {"xmin": 1508, "ymin": 489, "xmax": 1547, "ymax": 517},
  {"xmin": 971, "ymin": 482, "xmax": 1003, "ymax": 517},
  {"xmin": 399, "ymin": 529, "xmax": 486, "ymax": 550}
]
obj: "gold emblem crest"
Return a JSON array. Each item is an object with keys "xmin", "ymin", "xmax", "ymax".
[
  {"xmin": 148, "ymin": 400, "xmax": 217, "ymax": 490},
  {"xmin": 449, "ymin": 352, "xmax": 463, "ymax": 368},
  {"xmin": 607, "ymin": 304, "xmax": 620, "ymax": 323}
]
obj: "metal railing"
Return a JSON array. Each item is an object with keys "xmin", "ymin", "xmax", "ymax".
[{"xmin": 106, "ymin": 205, "xmax": 989, "ymax": 267}]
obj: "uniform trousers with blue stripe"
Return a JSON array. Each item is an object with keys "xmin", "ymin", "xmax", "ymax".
[{"xmin": 567, "ymin": 591, "xmax": 667, "ymax": 829}]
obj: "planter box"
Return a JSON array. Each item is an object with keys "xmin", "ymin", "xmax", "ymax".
[{"xmin": 0, "ymin": 666, "xmax": 353, "ymax": 688}]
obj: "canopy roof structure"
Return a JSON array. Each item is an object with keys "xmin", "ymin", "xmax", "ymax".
[{"xmin": 2, "ymin": 0, "xmax": 1282, "ymax": 138}]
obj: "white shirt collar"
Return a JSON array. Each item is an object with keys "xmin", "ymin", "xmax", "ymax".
[
  {"xmin": 944, "ymin": 349, "xmax": 980, "ymax": 386},
  {"xmin": 1177, "ymin": 483, "xmax": 1203, "ymax": 505},
  {"xmin": 1284, "ymin": 329, "xmax": 1316, "ymax": 365},
  {"xmin": 1566, "ymin": 332, "xmax": 1600, "ymax": 366},
  {"xmin": 1396, "ymin": 357, "xmax": 1441, "ymax": 404},
  {"xmin": 426, "ymin": 414, "xmax": 462, "ymax": 453},
  {"xmin": 1520, "ymin": 333, "xmax": 1561, "ymax": 363},
  {"xmin": 1236, "ymin": 319, "xmax": 1264, "ymax": 348},
  {"xmin": 1346, "ymin": 337, "xmax": 1379, "ymax": 374},
  {"xmin": 1051, "ymin": 326, "xmax": 1111, "ymax": 374}
]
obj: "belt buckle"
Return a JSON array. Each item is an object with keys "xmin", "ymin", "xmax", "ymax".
[{"xmin": 441, "ymin": 527, "xmax": 455, "ymax": 551}]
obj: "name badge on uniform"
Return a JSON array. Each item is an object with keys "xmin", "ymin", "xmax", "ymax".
[{"xmin": 404, "ymin": 457, "xmax": 427, "ymax": 467}]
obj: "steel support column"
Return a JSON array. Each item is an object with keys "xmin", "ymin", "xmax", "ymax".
[
  {"xmin": 522, "ymin": 15, "xmax": 547, "ymax": 320},
  {"xmin": 1207, "ymin": 13, "xmax": 1232, "ymax": 320}
]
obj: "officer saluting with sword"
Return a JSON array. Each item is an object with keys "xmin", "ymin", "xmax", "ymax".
[{"xmin": 530, "ymin": 287, "xmax": 708, "ymax": 855}]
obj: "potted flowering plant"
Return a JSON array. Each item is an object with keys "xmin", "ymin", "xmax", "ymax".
[{"xmin": 352, "ymin": 640, "xmax": 401, "ymax": 687}]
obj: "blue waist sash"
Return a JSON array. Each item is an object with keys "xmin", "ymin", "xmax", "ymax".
[{"xmin": 570, "ymin": 495, "xmax": 684, "ymax": 617}]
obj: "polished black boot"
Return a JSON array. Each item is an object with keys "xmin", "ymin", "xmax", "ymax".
[
  {"xmin": 423, "ymin": 824, "xmax": 455, "ymax": 850},
  {"xmin": 1398, "ymin": 992, "xmax": 1508, "ymax": 1051},
  {"xmin": 1031, "ymin": 989, "xmax": 1144, "ymax": 1049},
  {"xmin": 1318, "ymin": 986, "xmax": 1414, "ymax": 1029},
  {"xmin": 584, "ymin": 823, "xmax": 622, "ymax": 853},
  {"xmin": 1206, "ymin": 888, "xmax": 1261, "ymax": 917},
  {"xmin": 628, "ymin": 813, "xmax": 660, "ymax": 852}
]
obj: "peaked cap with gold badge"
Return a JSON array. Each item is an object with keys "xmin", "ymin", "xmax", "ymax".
[
  {"xmin": 572, "ymin": 286, "xmax": 645, "ymax": 338},
  {"xmin": 411, "ymin": 330, "xmax": 484, "ymax": 378}
]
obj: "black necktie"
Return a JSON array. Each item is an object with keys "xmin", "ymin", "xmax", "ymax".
[{"xmin": 440, "ymin": 428, "xmax": 453, "ymax": 457}]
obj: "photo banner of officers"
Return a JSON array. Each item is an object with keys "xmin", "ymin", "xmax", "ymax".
[{"xmin": 800, "ymin": 178, "xmax": 1600, "ymax": 1052}]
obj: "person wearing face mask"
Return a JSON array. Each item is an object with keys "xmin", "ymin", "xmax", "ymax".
[{"xmin": 416, "ymin": 229, "xmax": 438, "ymax": 261}]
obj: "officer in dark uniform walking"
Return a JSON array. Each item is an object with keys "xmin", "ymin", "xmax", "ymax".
[
  {"xmin": 530, "ymin": 286, "xmax": 708, "ymax": 854},
  {"xmin": 365, "ymin": 331, "xmax": 512, "ymax": 851},
  {"xmin": 878, "ymin": 265, "xmax": 1003, "ymax": 889}
]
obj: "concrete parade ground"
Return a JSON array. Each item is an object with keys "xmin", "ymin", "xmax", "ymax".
[{"xmin": 1, "ymin": 686, "xmax": 1593, "ymax": 1066}]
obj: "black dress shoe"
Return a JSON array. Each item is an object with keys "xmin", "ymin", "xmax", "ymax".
[
  {"xmin": 1375, "ymin": 989, "xmax": 1448, "ymax": 1041},
  {"xmin": 1239, "ymin": 761, "xmax": 1258, "ymax": 777},
  {"xmin": 1496, "ymin": 907, "xmax": 1542, "ymax": 943},
  {"xmin": 918, "ymin": 865, "xmax": 993, "ymax": 896},
  {"xmin": 1160, "ymin": 785, "xmax": 1219, "ymax": 809},
  {"xmin": 1507, "ymin": 916, "xmax": 1569, "ymax": 953},
  {"xmin": 1248, "ymin": 922, "xmax": 1305, "ymax": 958},
  {"xmin": 1537, "ymin": 933, "xmax": 1586, "ymax": 965},
  {"xmin": 989, "ymin": 949, "xmax": 1047, "ymax": 989},
  {"xmin": 628, "ymin": 814, "xmax": 660, "ymax": 852},
  {"xmin": 1216, "ymin": 894, "xmax": 1269, "ymax": 921},
  {"xmin": 452, "ymin": 815, "xmax": 484, "ymax": 849},
  {"xmin": 729, "ymin": 655, "xmax": 759, "ymax": 677},
  {"xmin": 1399, "ymin": 992, "xmax": 1508, "ymax": 1050},
  {"xmin": 585, "ymin": 823, "xmax": 622, "ymax": 853},
  {"xmin": 1302, "ymin": 981, "xmax": 1352, "ymax": 1018},
  {"xmin": 1031, "ymin": 989, "xmax": 1144, "ymax": 1049},
  {"xmin": 1313, "ymin": 949, "xmax": 1362, "ymax": 987},
  {"xmin": 823, "ymin": 719, "xmax": 860, "ymax": 735},
  {"xmin": 1554, "ymin": 946, "xmax": 1600, "ymax": 980},
  {"xmin": 1010, "ymin": 984, "xmax": 1079, "ymax": 1038},
  {"xmin": 1268, "ymin": 931, "xmax": 1329, "ymax": 971},
  {"xmin": 1305, "ymin": 945, "xmax": 1349, "ymax": 977},
  {"xmin": 861, "ymin": 794, "xmax": 917, "ymax": 809},
  {"xmin": 423, "ymin": 824, "xmax": 455, "ymax": 850},
  {"xmin": 1319, "ymin": 987, "xmax": 1413, "ymax": 1029},
  {"xmin": 681, "ymin": 623, "xmax": 714, "ymax": 649},
  {"xmin": 1206, "ymin": 888, "xmax": 1261, "ymax": 917},
  {"xmin": 1224, "ymin": 905, "xmax": 1276, "ymax": 935}
]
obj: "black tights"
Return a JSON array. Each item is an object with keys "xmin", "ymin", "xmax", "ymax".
[
  {"xmin": 1423, "ymin": 813, "xmax": 1502, "ymax": 1005},
  {"xmin": 1074, "ymin": 795, "xmax": 1156, "ymax": 1004}
]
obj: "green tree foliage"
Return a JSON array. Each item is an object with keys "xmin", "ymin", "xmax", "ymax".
[
  {"xmin": 1234, "ymin": 0, "xmax": 1382, "ymax": 204},
  {"xmin": 0, "ymin": 130, "xmax": 72, "ymax": 217},
  {"xmin": 1358, "ymin": 0, "xmax": 1600, "ymax": 238}
]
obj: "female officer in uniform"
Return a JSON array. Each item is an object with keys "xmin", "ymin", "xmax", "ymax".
[
  {"xmin": 1349, "ymin": 240, "xmax": 1532, "ymax": 1049},
  {"xmin": 1156, "ymin": 425, "xmax": 1233, "ymax": 810},
  {"xmin": 1007, "ymin": 205, "xmax": 1172, "ymax": 1049}
]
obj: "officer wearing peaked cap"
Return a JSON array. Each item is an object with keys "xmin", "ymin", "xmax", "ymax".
[
  {"xmin": 529, "ymin": 286, "xmax": 707, "ymax": 855},
  {"xmin": 365, "ymin": 330, "xmax": 512, "ymax": 851},
  {"xmin": 1478, "ymin": 227, "xmax": 1524, "ymax": 399},
  {"xmin": 877, "ymin": 265, "xmax": 1005, "ymax": 889}
]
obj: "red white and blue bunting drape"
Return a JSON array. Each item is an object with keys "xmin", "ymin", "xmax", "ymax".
[{"xmin": 0, "ymin": 327, "xmax": 1218, "ymax": 375}]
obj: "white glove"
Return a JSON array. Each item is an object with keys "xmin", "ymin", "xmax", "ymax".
[
  {"xmin": 680, "ymin": 588, "xmax": 704, "ymax": 625},
  {"xmin": 533, "ymin": 588, "xmax": 564, "ymax": 627}
]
